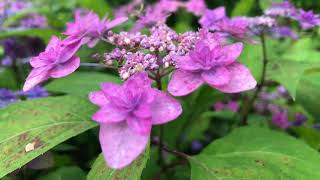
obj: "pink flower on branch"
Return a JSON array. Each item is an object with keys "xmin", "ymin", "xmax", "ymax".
[
  {"xmin": 89, "ymin": 72, "xmax": 182, "ymax": 169},
  {"xmin": 168, "ymin": 37, "xmax": 256, "ymax": 96},
  {"xmin": 63, "ymin": 11, "xmax": 127, "ymax": 48},
  {"xmin": 23, "ymin": 36, "xmax": 81, "ymax": 91}
]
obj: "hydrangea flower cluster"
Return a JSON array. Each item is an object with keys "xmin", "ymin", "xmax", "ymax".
[{"xmin": 22, "ymin": 2, "xmax": 260, "ymax": 167}]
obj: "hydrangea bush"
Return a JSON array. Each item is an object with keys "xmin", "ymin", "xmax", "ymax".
[{"xmin": 1, "ymin": 0, "xmax": 320, "ymax": 179}]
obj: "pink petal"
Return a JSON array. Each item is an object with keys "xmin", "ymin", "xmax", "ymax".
[
  {"xmin": 50, "ymin": 56, "xmax": 80, "ymax": 78},
  {"xmin": 59, "ymin": 40, "xmax": 83, "ymax": 63},
  {"xmin": 168, "ymin": 70, "xmax": 204, "ymax": 96},
  {"xmin": 89, "ymin": 91, "xmax": 109, "ymax": 106},
  {"xmin": 150, "ymin": 89, "xmax": 182, "ymax": 125},
  {"xmin": 100, "ymin": 82, "xmax": 121, "ymax": 97},
  {"xmin": 202, "ymin": 67, "xmax": 231, "ymax": 87},
  {"xmin": 92, "ymin": 105, "xmax": 127, "ymax": 123},
  {"xmin": 30, "ymin": 57, "xmax": 48, "ymax": 68},
  {"xmin": 127, "ymin": 115, "xmax": 152, "ymax": 136},
  {"xmin": 23, "ymin": 67, "xmax": 51, "ymax": 91},
  {"xmin": 214, "ymin": 62, "xmax": 257, "ymax": 93},
  {"xmin": 133, "ymin": 104, "xmax": 152, "ymax": 119},
  {"xmin": 176, "ymin": 55, "xmax": 202, "ymax": 71},
  {"xmin": 99, "ymin": 122, "xmax": 149, "ymax": 169},
  {"xmin": 124, "ymin": 72, "xmax": 153, "ymax": 92},
  {"xmin": 45, "ymin": 36, "xmax": 60, "ymax": 51},
  {"xmin": 106, "ymin": 17, "xmax": 128, "ymax": 30},
  {"xmin": 219, "ymin": 42, "xmax": 243, "ymax": 65}
]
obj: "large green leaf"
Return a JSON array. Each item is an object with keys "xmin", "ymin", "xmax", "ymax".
[
  {"xmin": 87, "ymin": 146, "xmax": 149, "ymax": 180},
  {"xmin": 0, "ymin": 96, "xmax": 97, "ymax": 178},
  {"xmin": 45, "ymin": 72, "xmax": 121, "ymax": 96},
  {"xmin": 189, "ymin": 127, "xmax": 320, "ymax": 179},
  {"xmin": 296, "ymin": 72, "xmax": 320, "ymax": 119},
  {"xmin": 266, "ymin": 60, "xmax": 317, "ymax": 100},
  {"xmin": 0, "ymin": 29, "xmax": 60, "ymax": 43}
]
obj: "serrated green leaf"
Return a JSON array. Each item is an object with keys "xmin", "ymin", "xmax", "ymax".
[
  {"xmin": 189, "ymin": 127, "xmax": 320, "ymax": 180},
  {"xmin": 0, "ymin": 96, "xmax": 97, "ymax": 178},
  {"xmin": 0, "ymin": 29, "xmax": 60, "ymax": 43},
  {"xmin": 45, "ymin": 72, "xmax": 121, "ymax": 96},
  {"xmin": 87, "ymin": 146, "xmax": 149, "ymax": 180}
]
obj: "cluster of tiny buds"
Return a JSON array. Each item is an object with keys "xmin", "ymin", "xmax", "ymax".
[{"xmin": 103, "ymin": 24, "xmax": 201, "ymax": 80}]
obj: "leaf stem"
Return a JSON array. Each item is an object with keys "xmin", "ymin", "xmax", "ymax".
[{"xmin": 240, "ymin": 33, "xmax": 268, "ymax": 125}]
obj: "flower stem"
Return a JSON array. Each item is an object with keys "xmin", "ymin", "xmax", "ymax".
[
  {"xmin": 240, "ymin": 33, "xmax": 268, "ymax": 125},
  {"xmin": 154, "ymin": 68, "xmax": 164, "ymax": 165}
]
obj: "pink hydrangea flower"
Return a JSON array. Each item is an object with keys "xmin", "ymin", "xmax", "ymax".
[
  {"xmin": 168, "ymin": 39, "xmax": 256, "ymax": 96},
  {"xmin": 199, "ymin": 6, "xmax": 226, "ymax": 30},
  {"xmin": 63, "ymin": 11, "xmax": 127, "ymax": 48},
  {"xmin": 184, "ymin": 0, "xmax": 207, "ymax": 16},
  {"xmin": 89, "ymin": 72, "xmax": 182, "ymax": 169},
  {"xmin": 23, "ymin": 36, "xmax": 81, "ymax": 91}
]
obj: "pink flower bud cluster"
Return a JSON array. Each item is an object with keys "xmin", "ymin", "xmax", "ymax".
[{"xmin": 104, "ymin": 24, "xmax": 201, "ymax": 79}]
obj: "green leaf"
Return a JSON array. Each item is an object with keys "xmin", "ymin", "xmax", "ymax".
[
  {"xmin": 238, "ymin": 43, "xmax": 263, "ymax": 81},
  {"xmin": 77, "ymin": 0, "xmax": 112, "ymax": 18},
  {"xmin": 0, "ymin": 29, "xmax": 60, "ymax": 43},
  {"xmin": 0, "ymin": 96, "xmax": 97, "ymax": 178},
  {"xmin": 266, "ymin": 60, "xmax": 316, "ymax": 100},
  {"xmin": 87, "ymin": 146, "xmax": 149, "ymax": 180},
  {"xmin": 0, "ymin": 68, "xmax": 18, "ymax": 89},
  {"xmin": 296, "ymin": 72, "xmax": 320, "ymax": 119},
  {"xmin": 231, "ymin": 0, "xmax": 255, "ymax": 16},
  {"xmin": 45, "ymin": 72, "xmax": 121, "ymax": 96},
  {"xmin": 38, "ymin": 166, "xmax": 86, "ymax": 180},
  {"xmin": 259, "ymin": 0, "xmax": 282, "ymax": 10},
  {"xmin": 189, "ymin": 127, "xmax": 320, "ymax": 179}
]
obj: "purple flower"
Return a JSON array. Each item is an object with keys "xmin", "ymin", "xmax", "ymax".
[
  {"xmin": 20, "ymin": 13, "xmax": 48, "ymax": 28},
  {"xmin": 17, "ymin": 86, "xmax": 49, "ymax": 99},
  {"xmin": 168, "ymin": 39, "xmax": 256, "ymax": 96},
  {"xmin": 89, "ymin": 72, "xmax": 182, "ymax": 169},
  {"xmin": 199, "ymin": 7, "xmax": 226, "ymax": 30},
  {"xmin": 213, "ymin": 101, "xmax": 225, "ymax": 111},
  {"xmin": 271, "ymin": 26, "xmax": 298, "ymax": 39},
  {"xmin": 0, "ymin": 89, "xmax": 17, "ymax": 108},
  {"xmin": 294, "ymin": 9, "xmax": 320, "ymax": 30},
  {"xmin": 291, "ymin": 113, "xmax": 307, "ymax": 127},
  {"xmin": 226, "ymin": 101, "xmax": 239, "ymax": 112},
  {"xmin": 265, "ymin": 0, "xmax": 297, "ymax": 18},
  {"xmin": 1, "ymin": 56, "xmax": 12, "ymax": 66},
  {"xmin": 184, "ymin": 0, "xmax": 207, "ymax": 16},
  {"xmin": 271, "ymin": 110, "xmax": 290, "ymax": 129},
  {"xmin": 216, "ymin": 17, "xmax": 255, "ymax": 43},
  {"xmin": 23, "ymin": 36, "xmax": 81, "ymax": 91},
  {"xmin": 63, "ymin": 11, "xmax": 127, "ymax": 48}
]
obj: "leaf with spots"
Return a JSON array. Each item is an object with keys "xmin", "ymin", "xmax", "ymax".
[
  {"xmin": 0, "ymin": 96, "xmax": 98, "ymax": 178},
  {"xmin": 87, "ymin": 146, "xmax": 149, "ymax": 180},
  {"xmin": 189, "ymin": 127, "xmax": 320, "ymax": 180}
]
